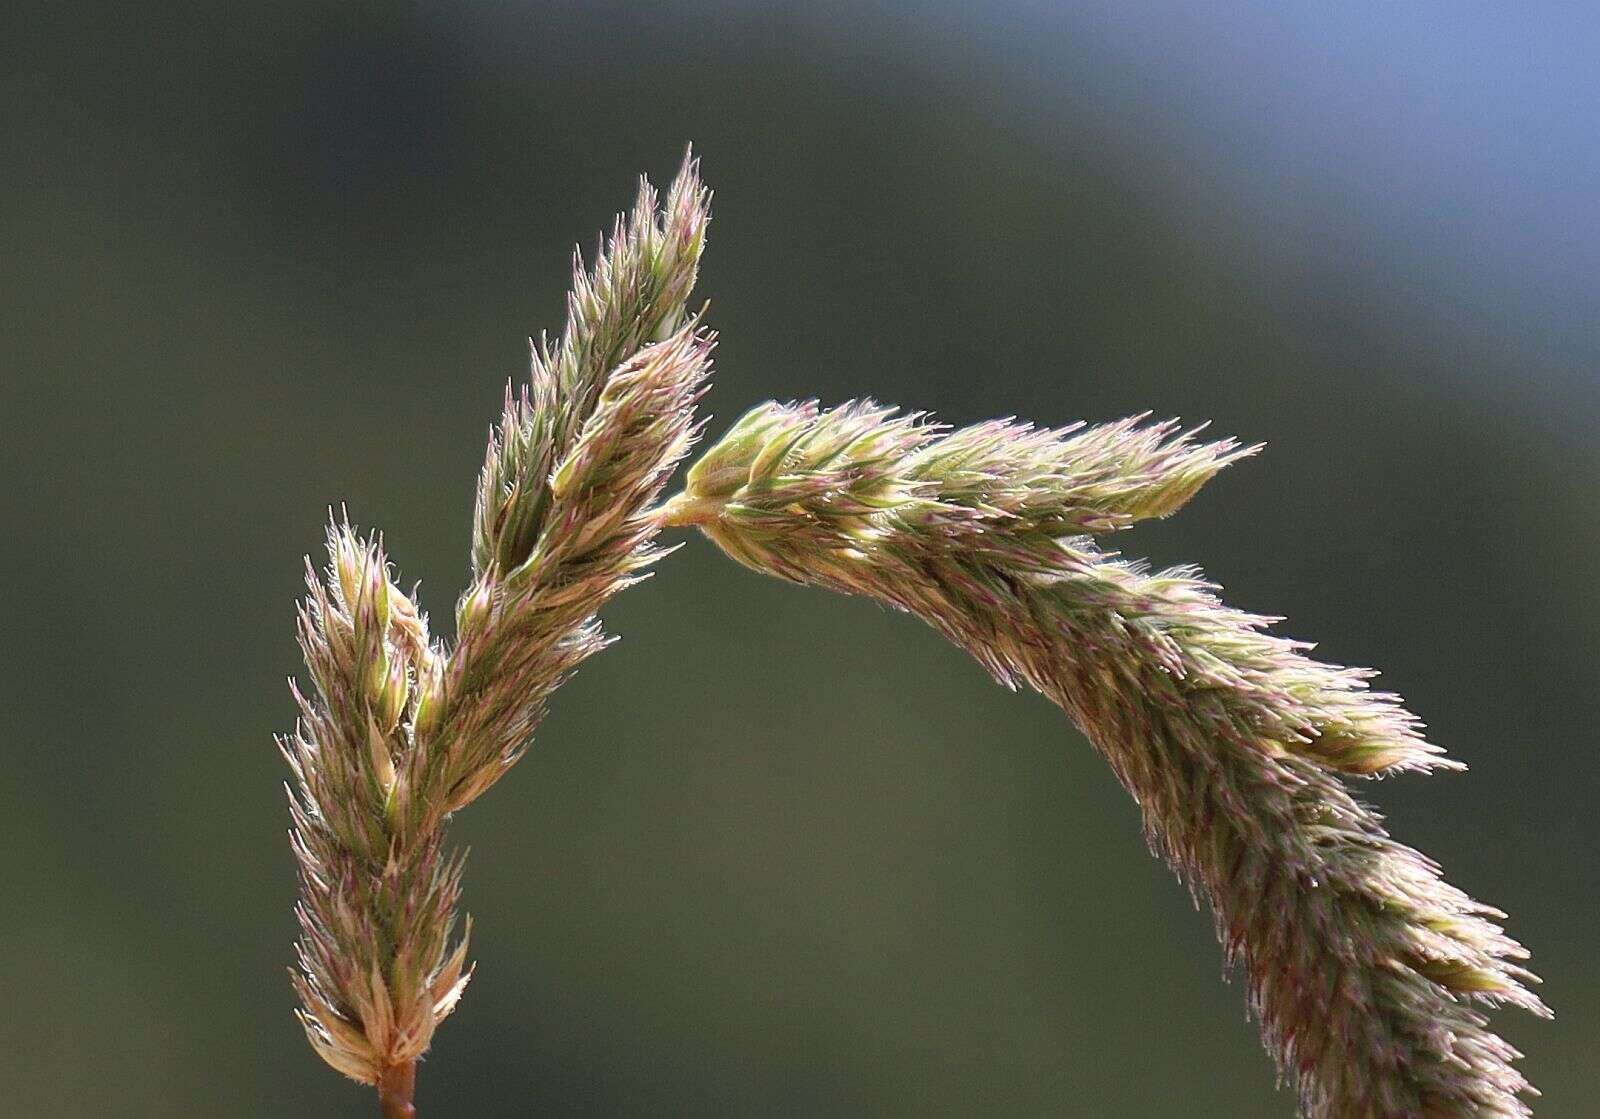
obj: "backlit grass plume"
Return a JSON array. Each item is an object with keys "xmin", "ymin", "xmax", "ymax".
[
  {"xmin": 281, "ymin": 155, "xmax": 712, "ymax": 1116},
  {"xmin": 663, "ymin": 400, "xmax": 1547, "ymax": 1117},
  {"xmin": 282, "ymin": 150, "xmax": 1543, "ymax": 1116}
]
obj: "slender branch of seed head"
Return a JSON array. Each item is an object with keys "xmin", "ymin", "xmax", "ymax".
[
  {"xmin": 666, "ymin": 400, "xmax": 1546, "ymax": 1118},
  {"xmin": 280, "ymin": 523, "xmax": 469, "ymax": 1108},
  {"xmin": 282, "ymin": 154, "xmax": 714, "ymax": 1114}
]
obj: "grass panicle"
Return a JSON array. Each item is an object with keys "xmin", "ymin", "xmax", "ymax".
[
  {"xmin": 281, "ymin": 156, "xmax": 712, "ymax": 1115},
  {"xmin": 283, "ymin": 149, "xmax": 1544, "ymax": 1117},
  {"xmin": 665, "ymin": 399, "xmax": 1547, "ymax": 1118}
]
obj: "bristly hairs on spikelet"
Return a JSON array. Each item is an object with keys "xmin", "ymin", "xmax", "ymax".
[
  {"xmin": 282, "ymin": 154, "xmax": 713, "ymax": 1107},
  {"xmin": 665, "ymin": 400, "xmax": 1547, "ymax": 1119}
]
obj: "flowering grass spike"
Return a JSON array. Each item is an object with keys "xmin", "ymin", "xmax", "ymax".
[
  {"xmin": 281, "ymin": 148, "xmax": 1544, "ymax": 1117},
  {"xmin": 281, "ymin": 154, "xmax": 712, "ymax": 1117},
  {"xmin": 664, "ymin": 400, "xmax": 1547, "ymax": 1118}
]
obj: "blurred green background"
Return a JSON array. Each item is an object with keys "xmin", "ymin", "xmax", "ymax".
[{"xmin": 3, "ymin": 3, "xmax": 1596, "ymax": 1115}]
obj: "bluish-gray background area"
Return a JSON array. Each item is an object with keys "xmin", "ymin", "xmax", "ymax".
[{"xmin": 3, "ymin": 2, "xmax": 1595, "ymax": 1115}]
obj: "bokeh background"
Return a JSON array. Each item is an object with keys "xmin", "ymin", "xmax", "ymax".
[{"xmin": 4, "ymin": 3, "xmax": 1596, "ymax": 1115}]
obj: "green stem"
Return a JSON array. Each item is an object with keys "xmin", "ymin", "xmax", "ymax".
[{"xmin": 376, "ymin": 1061, "xmax": 416, "ymax": 1119}]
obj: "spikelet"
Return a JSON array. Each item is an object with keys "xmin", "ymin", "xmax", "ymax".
[{"xmin": 668, "ymin": 400, "xmax": 1547, "ymax": 1118}]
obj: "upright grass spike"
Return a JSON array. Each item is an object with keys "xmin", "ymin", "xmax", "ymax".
[
  {"xmin": 282, "ymin": 525, "xmax": 470, "ymax": 1112},
  {"xmin": 664, "ymin": 399, "xmax": 1547, "ymax": 1118},
  {"xmin": 282, "ymin": 158, "xmax": 713, "ymax": 1117},
  {"xmin": 475, "ymin": 148, "xmax": 711, "ymax": 576}
]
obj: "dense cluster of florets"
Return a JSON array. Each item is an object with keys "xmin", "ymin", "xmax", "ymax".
[
  {"xmin": 667, "ymin": 400, "xmax": 1547, "ymax": 1117},
  {"xmin": 282, "ymin": 157, "xmax": 711, "ymax": 1113},
  {"xmin": 283, "ymin": 154, "xmax": 1543, "ymax": 1119}
]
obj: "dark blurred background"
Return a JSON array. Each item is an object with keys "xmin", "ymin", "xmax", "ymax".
[{"xmin": 3, "ymin": 2, "xmax": 1595, "ymax": 1115}]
